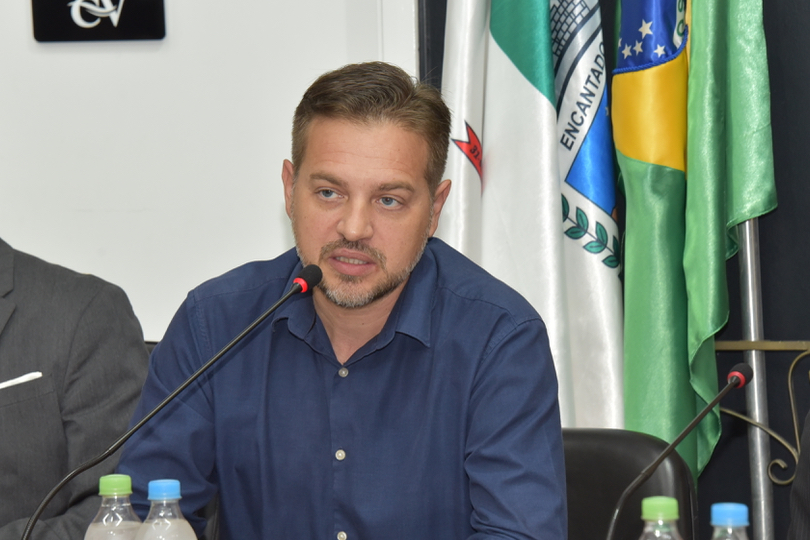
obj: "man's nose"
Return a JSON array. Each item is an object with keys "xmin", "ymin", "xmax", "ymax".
[{"xmin": 336, "ymin": 201, "xmax": 373, "ymax": 241}]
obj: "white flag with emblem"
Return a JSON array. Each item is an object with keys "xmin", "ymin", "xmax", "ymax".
[{"xmin": 437, "ymin": 0, "xmax": 623, "ymax": 427}]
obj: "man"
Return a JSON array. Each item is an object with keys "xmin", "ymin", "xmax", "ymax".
[
  {"xmin": 118, "ymin": 61, "xmax": 567, "ymax": 539},
  {"xmin": 0, "ymin": 237, "xmax": 149, "ymax": 540}
]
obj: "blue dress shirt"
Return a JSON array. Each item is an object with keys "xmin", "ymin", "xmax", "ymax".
[{"xmin": 119, "ymin": 238, "xmax": 567, "ymax": 540}]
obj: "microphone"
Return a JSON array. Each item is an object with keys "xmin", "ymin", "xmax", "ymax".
[
  {"xmin": 605, "ymin": 363, "xmax": 754, "ymax": 540},
  {"xmin": 293, "ymin": 264, "xmax": 322, "ymax": 293},
  {"xmin": 20, "ymin": 264, "xmax": 322, "ymax": 540}
]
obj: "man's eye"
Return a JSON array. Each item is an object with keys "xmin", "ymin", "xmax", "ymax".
[
  {"xmin": 318, "ymin": 189, "xmax": 336, "ymax": 199},
  {"xmin": 380, "ymin": 197, "xmax": 399, "ymax": 207}
]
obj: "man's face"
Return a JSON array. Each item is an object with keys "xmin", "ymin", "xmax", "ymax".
[{"xmin": 282, "ymin": 117, "xmax": 450, "ymax": 309}]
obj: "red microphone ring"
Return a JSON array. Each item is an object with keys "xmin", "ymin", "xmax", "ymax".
[
  {"xmin": 728, "ymin": 371, "xmax": 746, "ymax": 388},
  {"xmin": 293, "ymin": 277, "xmax": 308, "ymax": 293}
]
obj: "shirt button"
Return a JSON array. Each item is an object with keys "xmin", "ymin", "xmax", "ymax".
[
  {"xmin": 338, "ymin": 367, "xmax": 349, "ymax": 378},
  {"xmin": 335, "ymin": 449, "xmax": 346, "ymax": 461},
  {"xmin": 337, "ymin": 532, "xmax": 347, "ymax": 540}
]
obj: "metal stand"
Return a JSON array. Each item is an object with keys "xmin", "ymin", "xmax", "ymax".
[{"xmin": 738, "ymin": 218, "xmax": 774, "ymax": 540}]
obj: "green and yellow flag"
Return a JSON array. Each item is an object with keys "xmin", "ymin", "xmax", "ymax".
[{"xmin": 613, "ymin": 0, "xmax": 777, "ymax": 477}]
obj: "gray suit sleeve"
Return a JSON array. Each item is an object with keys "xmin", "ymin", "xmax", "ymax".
[{"xmin": 0, "ymin": 283, "xmax": 149, "ymax": 540}]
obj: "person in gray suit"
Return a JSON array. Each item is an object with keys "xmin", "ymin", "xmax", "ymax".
[{"xmin": 0, "ymin": 237, "xmax": 149, "ymax": 540}]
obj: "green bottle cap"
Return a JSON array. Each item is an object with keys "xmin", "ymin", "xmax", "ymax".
[
  {"xmin": 98, "ymin": 474, "xmax": 133, "ymax": 497},
  {"xmin": 641, "ymin": 496, "xmax": 679, "ymax": 521}
]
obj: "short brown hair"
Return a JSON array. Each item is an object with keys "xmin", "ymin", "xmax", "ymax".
[{"xmin": 291, "ymin": 62, "xmax": 451, "ymax": 193}]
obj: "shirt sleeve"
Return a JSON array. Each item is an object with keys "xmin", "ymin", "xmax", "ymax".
[
  {"xmin": 0, "ymin": 283, "xmax": 149, "ymax": 540},
  {"xmin": 117, "ymin": 296, "xmax": 218, "ymax": 536},
  {"xmin": 464, "ymin": 317, "xmax": 567, "ymax": 540}
]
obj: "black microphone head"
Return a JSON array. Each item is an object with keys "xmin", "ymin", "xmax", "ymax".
[
  {"xmin": 728, "ymin": 363, "xmax": 754, "ymax": 388},
  {"xmin": 293, "ymin": 265, "xmax": 322, "ymax": 293}
]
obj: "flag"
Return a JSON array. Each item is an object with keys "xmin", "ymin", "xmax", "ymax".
[
  {"xmin": 438, "ymin": 0, "xmax": 624, "ymax": 428},
  {"xmin": 552, "ymin": 0, "xmax": 624, "ymax": 427},
  {"xmin": 613, "ymin": 0, "xmax": 776, "ymax": 477}
]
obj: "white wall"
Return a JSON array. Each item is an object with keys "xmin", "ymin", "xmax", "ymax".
[{"xmin": 0, "ymin": 0, "xmax": 418, "ymax": 340}]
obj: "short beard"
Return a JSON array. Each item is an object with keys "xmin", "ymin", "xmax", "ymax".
[
  {"xmin": 315, "ymin": 238, "xmax": 426, "ymax": 309},
  {"xmin": 290, "ymin": 204, "xmax": 432, "ymax": 310}
]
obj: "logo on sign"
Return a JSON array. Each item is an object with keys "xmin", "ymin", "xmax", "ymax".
[{"xmin": 68, "ymin": 0, "xmax": 125, "ymax": 28}]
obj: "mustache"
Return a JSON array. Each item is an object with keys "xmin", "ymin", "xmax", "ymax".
[{"xmin": 320, "ymin": 239, "xmax": 388, "ymax": 271}]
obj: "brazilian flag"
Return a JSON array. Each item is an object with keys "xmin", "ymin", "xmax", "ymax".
[{"xmin": 613, "ymin": 0, "xmax": 777, "ymax": 478}]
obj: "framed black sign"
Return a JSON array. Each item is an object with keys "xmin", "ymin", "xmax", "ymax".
[{"xmin": 32, "ymin": 0, "xmax": 165, "ymax": 42}]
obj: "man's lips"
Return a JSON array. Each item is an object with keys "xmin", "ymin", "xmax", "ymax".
[
  {"xmin": 329, "ymin": 247, "xmax": 375, "ymax": 264},
  {"xmin": 333, "ymin": 255, "xmax": 371, "ymax": 265},
  {"xmin": 335, "ymin": 257, "xmax": 369, "ymax": 264},
  {"xmin": 326, "ymin": 249, "xmax": 379, "ymax": 276}
]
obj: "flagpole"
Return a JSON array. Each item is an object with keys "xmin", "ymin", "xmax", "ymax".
[{"xmin": 737, "ymin": 217, "xmax": 774, "ymax": 540}]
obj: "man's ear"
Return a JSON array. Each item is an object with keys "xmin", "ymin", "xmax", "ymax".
[
  {"xmin": 282, "ymin": 159, "xmax": 296, "ymax": 219},
  {"xmin": 428, "ymin": 179, "xmax": 452, "ymax": 237}
]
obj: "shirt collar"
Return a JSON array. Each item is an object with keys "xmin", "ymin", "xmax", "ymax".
[
  {"xmin": 274, "ymin": 240, "xmax": 439, "ymax": 350},
  {"xmin": 376, "ymin": 240, "xmax": 436, "ymax": 349},
  {"xmin": 272, "ymin": 261, "xmax": 318, "ymax": 339}
]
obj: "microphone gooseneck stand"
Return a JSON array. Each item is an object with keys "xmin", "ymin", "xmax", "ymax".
[
  {"xmin": 604, "ymin": 363, "xmax": 754, "ymax": 540},
  {"xmin": 20, "ymin": 264, "xmax": 322, "ymax": 540}
]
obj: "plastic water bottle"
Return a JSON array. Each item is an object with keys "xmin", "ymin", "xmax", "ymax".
[
  {"xmin": 710, "ymin": 503, "xmax": 749, "ymax": 539},
  {"xmin": 84, "ymin": 474, "xmax": 142, "ymax": 540},
  {"xmin": 638, "ymin": 496, "xmax": 685, "ymax": 540},
  {"xmin": 134, "ymin": 479, "xmax": 196, "ymax": 540}
]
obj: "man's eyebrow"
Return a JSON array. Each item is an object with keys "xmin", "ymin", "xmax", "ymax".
[
  {"xmin": 309, "ymin": 173, "xmax": 347, "ymax": 188},
  {"xmin": 377, "ymin": 181, "xmax": 415, "ymax": 193},
  {"xmin": 309, "ymin": 174, "xmax": 415, "ymax": 194}
]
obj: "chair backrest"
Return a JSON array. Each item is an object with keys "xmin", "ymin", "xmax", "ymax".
[{"xmin": 563, "ymin": 428, "xmax": 697, "ymax": 540}]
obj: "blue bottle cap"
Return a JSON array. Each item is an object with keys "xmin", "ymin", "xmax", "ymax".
[
  {"xmin": 711, "ymin": 503, "xmax": 749, "ymax": 527},
  {"xmin": 147, "ymin": 479, "xmax": 182, "ymax": 501}
]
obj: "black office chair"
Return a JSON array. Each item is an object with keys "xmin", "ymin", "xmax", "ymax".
[{"xmin": 563, "ymin": 428, "xmax": 697, "ymax": 540}]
